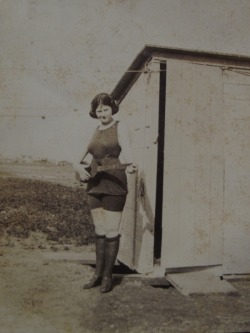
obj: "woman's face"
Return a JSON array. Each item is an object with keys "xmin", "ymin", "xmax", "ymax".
[{"xmin": 95, "ymin": 104, "xmax": 113, "ymax": 125}]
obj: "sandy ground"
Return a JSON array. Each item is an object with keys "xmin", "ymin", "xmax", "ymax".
[
  {"xmin": 1, "ymin": 233, "xmax": 250, "ymax": 333},
  {"xmin": 1, "ymin": 162, "xmax": 250, "ymax": 333}
]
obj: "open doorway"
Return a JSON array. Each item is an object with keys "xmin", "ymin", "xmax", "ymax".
[{"xmin": 154, "ymin": 61, "xmax": 167, "ymax": 259}]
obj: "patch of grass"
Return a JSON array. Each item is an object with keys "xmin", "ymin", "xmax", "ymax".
[{"xmin": 0, "ymin": 177, "xmax": 95, "ymax": 245}]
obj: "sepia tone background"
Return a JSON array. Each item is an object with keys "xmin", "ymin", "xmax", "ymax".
[
  {"xmin": 1, "ymin": 1, "xmax": 250, "ymax": 333},
  {"xmin": 0, "ymin": 0, "xmax": 250, "ymax": 163}
]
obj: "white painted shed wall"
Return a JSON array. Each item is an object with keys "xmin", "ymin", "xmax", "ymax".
[
  {"xmin": 223, "ymin": 70, "xmax": 250, "ymax": 274},
  {"xmin": 161, "ymin": 60, "xmax": 224, "ymax": 270},
  {"xmin": 114, "ymin": 55, "xmax": 250, "ymax": 275},
  {"xmin": 118, "ymin": 62, "xmax": 160, "ymax": 273},
  {"xmin": 158, "ymin": 59, "xmax": 250, "ymax": 274}
]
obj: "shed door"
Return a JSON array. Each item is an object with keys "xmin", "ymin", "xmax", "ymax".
[
  {"xmin": 222, "ymin": 69, "xmax": 250, "ymax": 274},
  {"xmin": 161, "ymin": 60, "xmax": 224, "ymax": 269},
  {"xmin": 117, "ymin": 61, "xmax": 160, "ymax": 274}
]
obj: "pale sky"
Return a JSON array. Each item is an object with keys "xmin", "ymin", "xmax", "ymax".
[{"xmin": 0, "ymin": 0, "xmax": 250, "ymax": 161}]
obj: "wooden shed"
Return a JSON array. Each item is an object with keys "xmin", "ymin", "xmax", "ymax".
[{"xmin": 114, "ymin": 45, "xmax": 250, "ymax": 281}]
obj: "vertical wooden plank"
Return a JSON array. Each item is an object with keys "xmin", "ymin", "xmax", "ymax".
[
  {"xmin": 193, "ymin": 64, "xmax": 212, "ymax": 265},
  {"xmin": 117, "ymin": 71, "xmax": 147, "ymax": 271},
  {"xmin": 161, "ymin": 60, "xmax": 182, "ymax": 267},
  {"xmin": 144, "ymin": 63, "xmax": 160, "ymax": 209},
  {"xmin": 193, "ymin": 65, "xmax": 224, "ymax": 266},
  {"xmin": 117, "ymin": 62, "xmax": 159, "ymax": 273},
  {"xmin": 209, "ymin": 67, "xmax": 224, "ymax": 263},
  {"xmin": 161, "ymin": 60, "xmax": 224, "ymax": 270},
  {"xmin": 223, "ymin": 70, "xmax": 250, "ymax": 274},
  {"xmin": 118, "ymin": 172, "xmax": 137, "ymax": 268},
  {"xmin": 135, "ymin": 62, "xmax": 160, "ymax": 273},
  {"xmin": 177, "ymin": 61, "xmax": 197, "ymax": 267}
]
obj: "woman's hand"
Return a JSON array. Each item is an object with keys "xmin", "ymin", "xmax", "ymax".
[
  {"xmin": 75, "ymin": 163, "xmax": 91, "ymax": 182},
  {"xmin": 126, "ymin": 164, "xmax": 137, "ymax": 174}
]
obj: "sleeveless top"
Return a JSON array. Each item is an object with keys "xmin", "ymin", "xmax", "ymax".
[{"xmin": 86, "ymin": 121, "xmax": 128, "ymax": 195}]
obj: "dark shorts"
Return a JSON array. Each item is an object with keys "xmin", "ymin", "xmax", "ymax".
[{"xmin": 87, "ymin": 194, "xmax": 126, "ymax": 212}]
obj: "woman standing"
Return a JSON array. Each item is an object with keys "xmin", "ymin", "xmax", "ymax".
[{"xmin": 75, "ymin": 93, "xmax": 136, "ymax": 293}]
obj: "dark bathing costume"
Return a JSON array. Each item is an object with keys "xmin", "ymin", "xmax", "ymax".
[{"xmin": 86, "ymin": 121, "xmax": 127, "ymax": 212}]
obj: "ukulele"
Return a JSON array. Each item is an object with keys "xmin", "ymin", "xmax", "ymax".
[{"xmin": 75, "ymin": 158, "xmax": 131, "ymax": 183}]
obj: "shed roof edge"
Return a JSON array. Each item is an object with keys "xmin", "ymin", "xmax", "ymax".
[{"xmin": 111, "ymin": 44, "xmax": 250, "ymax": 104}]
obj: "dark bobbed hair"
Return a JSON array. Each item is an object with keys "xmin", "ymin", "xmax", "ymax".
[{"xmin": 89, "ymin": 93, "xmax": 119, "ymax": 118}]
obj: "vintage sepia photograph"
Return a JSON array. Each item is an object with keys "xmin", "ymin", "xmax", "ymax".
[{"xmin": 1, "ymin": 1, "xmax": 250, "ymax": 332}]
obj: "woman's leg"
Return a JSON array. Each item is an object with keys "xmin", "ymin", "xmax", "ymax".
[
  {"xmin": 83, "ymin": 233, "xmax": 105, "ymax": 289},
  {"xmin": 100, "ymin": 234, "xmax": 120, "ymax": 293},
  {"xmin": 91, "ymin": 207, "xmax": 106, "ymax": 236},
  {"xmin": 84, "ymin": 208, "xmax": 122, "ymax": 290},
  {"xmin": 100, "ymin": 207, "xmax": 123, "ymax": 293},
  {"xmin": 102, "ymin": 210, "xmax": 122, "ymax": 238},
  {"xmin": 83, "ymin": 197, "xmax": 106, "ymax": 289},
  {"xmin": 84, "ymin": 195, "xmax": 125, "ymax": 292},
  {"xmin": 90, "ymin": 194, "xmax": 125, "ymax": 236}
]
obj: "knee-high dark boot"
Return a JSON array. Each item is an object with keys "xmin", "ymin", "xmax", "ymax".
[
  {"xmin": 100, "ymin": 235, "xmax": 120, "ymax": 293},
  {"xmin": 83, "ymin": 234, "xmax": 105, "ymax": 289}
]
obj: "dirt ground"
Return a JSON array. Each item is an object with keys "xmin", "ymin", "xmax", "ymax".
[{"xmin": 0, "ymin": 163, "xmax": 250, "ymax": 333}]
